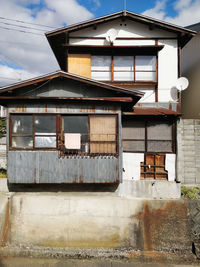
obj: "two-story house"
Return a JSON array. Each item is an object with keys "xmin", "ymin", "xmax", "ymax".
[{"xmin": 0, "ymin": 11, "xmax": 195, "ymax": 198}]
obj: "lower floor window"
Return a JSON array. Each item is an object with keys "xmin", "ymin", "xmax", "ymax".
[
  {"xmin": 122, "ymin": 118, "xmax": 175, "ymax": 153},
  {"xmin": 10, "ymin": 114, "xmax": 118, "ymax": 154}
]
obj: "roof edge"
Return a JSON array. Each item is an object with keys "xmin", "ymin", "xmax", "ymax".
[
  {"xmin": 0, "ymin": 70, "xmax": 144, "ymax": 98},
  {"xmin": 46, "ymin": 10, "xmax": 196, "ymax": 37}
]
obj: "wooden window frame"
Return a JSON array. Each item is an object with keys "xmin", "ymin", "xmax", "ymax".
[
  {"xmin": 9, "ymin": 114, "xmax": 58, "ymax": 151},
  {"xmin": 91, "ymin": 55, "xmax": 158, "ymax": 84},
  {"xmin": 122, "ymin": 119, "xmax": 176, "ymax": 154},
  {"xmin": 10, "ymin": 113, "xmax": 119, "ymax": 156}
]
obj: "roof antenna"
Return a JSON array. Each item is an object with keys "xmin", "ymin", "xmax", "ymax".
[{"xmin": 123, "ymin": 0, "xmax": 127, "ymax": 16}]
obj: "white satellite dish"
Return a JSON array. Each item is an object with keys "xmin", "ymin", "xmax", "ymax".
[
  {"xmin": 175, "ymin": 77, "xmax": 189, "ymax": 91},
  {"xmin": 106, "ymin": 28, "xmax": 118, "ymax": 43},
  {"xmin": 170, "ymin": 87, "xmax": 179, "ymax": 101}
]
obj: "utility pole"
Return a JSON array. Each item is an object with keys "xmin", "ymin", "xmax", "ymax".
[{"xmin": 124, "ymin": 0, "xmax": 127, "ymax": 15}]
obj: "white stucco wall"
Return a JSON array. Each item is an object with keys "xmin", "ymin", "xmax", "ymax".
[
  {"xmin": 69, "ymin": 18, "xmax": 179, "ymax": 104},
  {"xmin": 158, "ymin": 39, "xmax": 178, "ymax": 102}
]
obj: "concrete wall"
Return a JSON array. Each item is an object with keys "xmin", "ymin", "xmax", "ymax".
[
  {"xmin": 9, "ymin": 193, "xmax": 190, "ymax": 251},
  {"xmin": 177, "ymin": 118, "xmax": 200, "ymax": 185}
]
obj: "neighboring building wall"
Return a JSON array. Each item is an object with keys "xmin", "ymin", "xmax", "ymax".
[
  {"xmin": 179, "ymin": 27, "xmax": 200, "ymax": 185},
  {"xmin": 177, "ymin": 119, "xmax": 200, "ymax": 185}
]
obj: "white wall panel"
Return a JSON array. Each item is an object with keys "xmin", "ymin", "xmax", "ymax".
[
  {"xmin": 166, "ymin": 154, "xmax": 176, "ymax": 182},
  {"xmin": 122, "ymin": 153, "xmax": 144, "ymax": 181},
  {"xmin": 158, "ymin": 39, "xmax": 178, "ymax": 102}
]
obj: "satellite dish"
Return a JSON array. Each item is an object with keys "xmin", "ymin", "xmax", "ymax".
[
  {"xmin": 175, "ymin": 77, "xmax": 189, "ymax": 91},
  {"xmin": 170, "ymin": 87, "xmax": 178, "ymax": 101},
  {"xmin": 106, "ymin": 28, "xmax": 118, "ymax": 43}
]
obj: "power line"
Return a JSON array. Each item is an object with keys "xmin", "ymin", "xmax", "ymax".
[
  {"xmin": 0, "ymin": 76, "xmax": 20, "ymax": 81},
  {"xmin": 0, "ymin": 16, "xmax": 57, "ymax": 29},
  {"xmin": 0, "ymin": 26, "xmax": 43, "ymax": 36},
  {"xmin": 0, "ymin": 21, "xmax": 47, "ymax": 32}
]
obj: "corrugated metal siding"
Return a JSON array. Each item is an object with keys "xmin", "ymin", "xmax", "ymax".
[
  {"xmin": 7, "ymin": 104, "xmax": 122, "ymax": 184},
  {"xmin": 8, "ymin": 151, "xmax": 119, "ymax": 183}
]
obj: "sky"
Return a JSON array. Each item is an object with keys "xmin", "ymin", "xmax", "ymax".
[{"xmin": 0, "ymin": 0, "xmax": 199, "ymax": 87}]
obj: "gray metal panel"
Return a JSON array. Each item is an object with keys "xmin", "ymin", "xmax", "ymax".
[
  {"xmin": 8, "ymin": 151, "xmax": 36, "ymax": 183},
  {"xmin": 17, "ymin": 78, "xmax": 117, "ymax": 98},
  {"xmin": 8, "ymin": 151, "xmax": 119, "ymax": 184}
]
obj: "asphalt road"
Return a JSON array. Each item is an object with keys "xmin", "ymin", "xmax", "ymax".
[{"xmin": 0, "ymin": 258, "xmax": 200, "ymax": 267}]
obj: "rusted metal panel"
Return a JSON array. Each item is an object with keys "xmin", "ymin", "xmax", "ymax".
[
  {"xmin": 8, "ymin": 103, "xmax": 120, "ymax": 114},
  {"xmin": 124, "ymin": 107, "xmax": 181, "ymax": 116},
  {"xmin": 8, "ymin": 151, "xmax": 119, "ymax": 184}
]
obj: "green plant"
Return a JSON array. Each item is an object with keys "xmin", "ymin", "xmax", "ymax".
[
  {"xmin": 181, "ymin": 185, "xmax": 200, "ymax": 199},
  {"xmin": 0, "ymin": 168, "xmax": 6, "ymax": 178},
  {"xmin": 0, "ymin": 119, "xmax": 6, "ymax": 138}
]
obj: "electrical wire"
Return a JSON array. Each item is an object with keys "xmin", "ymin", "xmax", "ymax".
[
  {"xmin": 0, "ymin": 26, "xmax": 43, "ymax": 36},
  {"xmin": 0, "ymin": 16, "xmax": 57, "ymax": 29},
  {"xmin": 0, "ymin": 76, "xmax": 20, "ymax": 81},
  {"xmin": 0, "ymin": 21, "xmax": 47, "ymax": 32}
]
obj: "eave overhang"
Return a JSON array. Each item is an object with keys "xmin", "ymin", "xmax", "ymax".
[
  {"xmin": 123, "ymin": 107, "xmax": 181, "ymax": 116},
  {"xmin": 45, "ymin": 11, "xmax": 196, "ymax": 70},
  {"xmin": 0, "ymin": 70, "xmax": 144, "ymax": 110}
]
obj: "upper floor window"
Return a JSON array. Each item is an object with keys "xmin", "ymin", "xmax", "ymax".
[{"xmin": 91, "ymin": 55, "xmax": 156, "ymax": 82}]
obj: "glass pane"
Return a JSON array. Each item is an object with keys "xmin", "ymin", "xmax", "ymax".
[
  {"xmin": 122, "ymin": 121, "xmax": 145, "ymax": 139},
  {"xmin": 12, "ymin": 115, "xmax": 32, "ymax": 134},
  {"xmin": 63, "ymin": 116, "xmax": 88, "ymax": 142},
  {"xmin": 122, "ymin": 140, "xmax": 145, "ymax": 152},
  {"xmin": 35, "ymin": 116, "xmax": 56, "ymax": 134},
  {"xmin": 114, "ymin": 56, "xmax": 134, "ymax": 71},
  {"xmin": 12, "ymin": 136, "xmax": 33, "ymax": 148},
  {"xmin": 91, "ymin": 71, "xmax": 111, "ymax": 81},
  {"xmin": 35, "ymin": 136, "xmax": 56, "ymax": 148},
  {"xmin": 147, "ymin": 121, "xmax": 172, "ymax": 140},
  {"xmin": 147, "ymin": 141, "xmax": 172, "ymax": 152},
  {"xmin": 135, "ymin": 56, "xmax": 156, "ymax": 71},
  {"xmin": 114, "ymin": 72, "xmax": 134, "ymax": 81},
  {"xmin": 91, "ymin": 56, "xmax": 111, "ymax": 71},
  {"xmin": 135, "ymin": 72, "xmax": 156, "ymax": 81}
]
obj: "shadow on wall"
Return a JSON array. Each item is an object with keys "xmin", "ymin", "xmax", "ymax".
[{"xmin": 7, "ymin": 183, "xmax": 119, "ymax": 193}]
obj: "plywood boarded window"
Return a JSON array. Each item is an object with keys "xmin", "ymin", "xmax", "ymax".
[
  {"xmin": 140, "ymin": 154, "xmax": 168, "ymax": 180},
  {"xmin": 68, "ymin": 54, "xmax": 91, "ymax": 78},
  {"xmin": 89, "ymin": 115, "xmax": 117, "ymax": 154}
]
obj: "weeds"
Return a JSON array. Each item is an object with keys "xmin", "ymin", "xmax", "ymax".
[{"xmin": 181, "ymin": 185, "xmax": 200, "ymax": 199}]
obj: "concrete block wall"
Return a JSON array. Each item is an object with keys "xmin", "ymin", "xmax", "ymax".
[{"xmin": 177, "ymin": 119, "xmax": 200, "ymax": 185}]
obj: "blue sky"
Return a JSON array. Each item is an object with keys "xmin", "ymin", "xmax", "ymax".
[
  {"xmin": 80, "ymin": 0, "xmax": 177, "ymax": 17},
  {"xmin": 0, "ymin": 0, "xmax": 199, "ymax": 86}
]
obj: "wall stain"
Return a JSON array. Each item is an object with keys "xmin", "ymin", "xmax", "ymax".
[
  {"xmin": 0, "ymin": 201, "xmax": 10, "ymax": 247},
  {"xmin": 136, "ymin": 201, "xmax": 190, "ymax": 251}
]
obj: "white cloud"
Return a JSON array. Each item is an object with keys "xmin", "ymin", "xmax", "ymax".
[
  {"xmin": 0, "ymin": 64, "xmax": 39, "ymax": 87},
  {"xmin": 142, "ymin": 0, "xmax": 200, "ymax": 26},
  {"xmin": 0, "ymin": 0, "xmax": 94, "ymax": 87},
  {"xmin": 92, "ymin": 0, "xmax": 101, "ymax": 8},
  {"xmin": 142, "ymin": 0, "xmax": 167, "ymax": 21}
]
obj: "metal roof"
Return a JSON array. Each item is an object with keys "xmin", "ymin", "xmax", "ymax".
[
  {"xmin": 0, "ymin": 70, "xmax": 144, "ymax": 98},
  {"xmin": 186, "ymin": 22, "xmax": 200, "ymax": 32},
  {"xmin": 46, "ymin": 10, "xmax": 196, "ymax": 37},
  {"xmin": 123, "ymin": 107, "xmax": 181, "ymax": 116}
]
